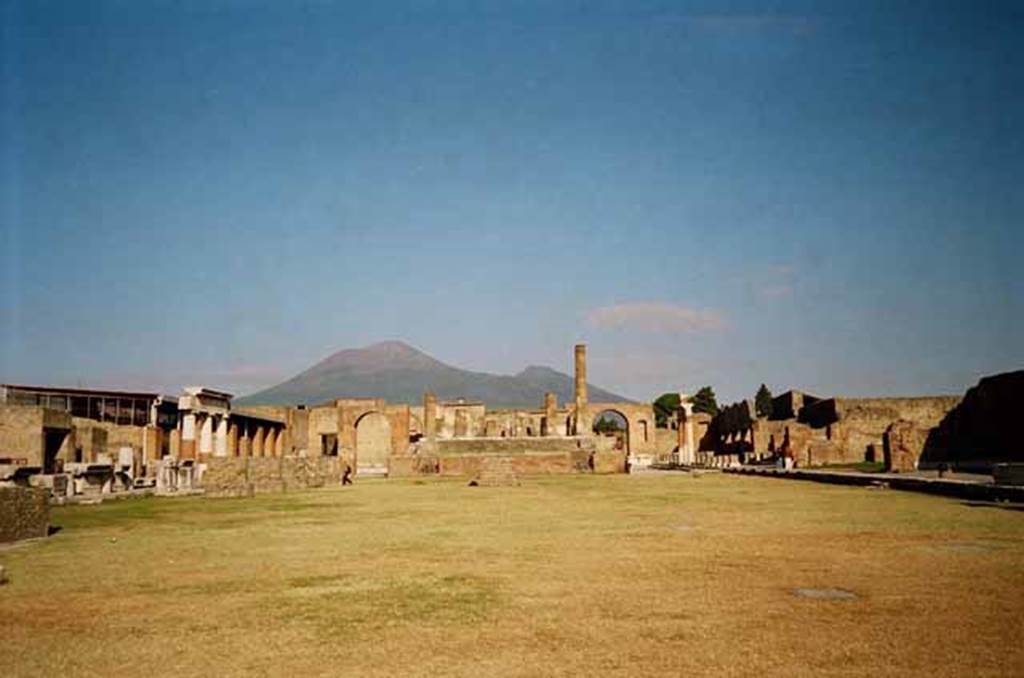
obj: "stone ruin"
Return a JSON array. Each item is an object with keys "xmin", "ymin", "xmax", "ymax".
[{"xmin": 468, "ymin": 456, "xmax": 520, "ymax": 487}]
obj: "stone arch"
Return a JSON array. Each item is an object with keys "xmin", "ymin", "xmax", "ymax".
[
  {"xmin": 338, "ymin": 401, "xmax": 410, "ymax": 472},
  {"xmin": 355, "ymin": 411, "xmax": 392, "ymax": 475},
  {"xmin": 592, "ymin": 409, "xmax": 630, "ymax": 453}
]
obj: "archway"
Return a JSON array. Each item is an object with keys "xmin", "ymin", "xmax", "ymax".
[
  {"xmin": 355, "ymin": 412, "xmax": 392, "ymax": 475},
  {"xmin": 593, "ymin": 410, "xmax": 629, "ymax": 454}
]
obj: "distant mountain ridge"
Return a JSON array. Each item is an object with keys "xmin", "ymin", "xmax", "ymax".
[{"xmin": 236, "ymin": 341, "xmax": 630, "ymax": 408}]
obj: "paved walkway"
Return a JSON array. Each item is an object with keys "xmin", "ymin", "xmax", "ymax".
[{"xmin": 726, "ymin": 465, "xmax": 1024, "ymax": 503}]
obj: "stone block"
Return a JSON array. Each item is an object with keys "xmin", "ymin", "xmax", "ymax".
[
  {"xmin": 0, "ymin": 486, "xmax": 49, "ymax": 543},
  {"xmin": 883, "ymin": 420, "xmax": 927, "ymax": 473}
]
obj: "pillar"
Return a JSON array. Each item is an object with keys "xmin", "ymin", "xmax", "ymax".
[
  {"xmin": 239, "ymin": 423, "xmax": 252, "ymax": 458},
  {"xmin": 253, "ymin": 426, "xmax": 265, "ymax": 457},
  {"xmin": 144, "ymin": 425, "xmax": 161, "ymax": 462},
  {"xmin": 215, "ymin": 416, "xmax": 228, "ymax": 457},
  {"xmin": 543, "ymin": 392, "xmax": 559, "ymax": 436},
  {"xmin": 180, "ymin": 412, "xmax": 197, "ymax": 460},
  {"xmin": 423, "ymin": 392, "xmax": 437, "ymax": 442},
  {"xmin": 574, "ymin": 344, "xmax": 591, "ymax": 435},
  {"xmin": 677, "ymin": 396, "xmax": 695, "ymax": 465},
  {"xmin": 199, "ymin": 414, "xmax": 214, "ymax": 457},
  {"xmin": 390, "ymin": 406, "xmax": 410, "ymax": 455},
  {"xmin": 170, "ymin": 428, "xmax": 181, "ymax": 459},
  {"xmin": 228, "ymin": 422, "xmax": 239, "ymax": 457},
  {"xmin": 265, "ymin": 427, "xmax": 277, "ymax": 458}
]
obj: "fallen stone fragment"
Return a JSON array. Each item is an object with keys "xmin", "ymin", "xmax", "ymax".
[{"xmin": 793, "ymin": 587, "xmax": 857, "ymax": 600}]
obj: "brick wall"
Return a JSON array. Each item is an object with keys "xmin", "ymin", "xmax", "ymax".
[
  {"xmin": 391, "ymin": 436, "xmax": 627, "ymax": 478},
  {"xmin": 201, "ymin": 456, "xmax": 346, "ymax": 497},
  {"xmin": 0, "ymin": 406, "xmax": 46, "ymax": 465}
]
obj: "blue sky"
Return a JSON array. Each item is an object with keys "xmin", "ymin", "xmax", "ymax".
[{"xmin": 3, "ymin": 1, "xmax": 1022, "ymax": 402}]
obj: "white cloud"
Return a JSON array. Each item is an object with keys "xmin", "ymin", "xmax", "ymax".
[{"xmin": 586, "ymin": 302, "xmax": 726, "ymax": 334}]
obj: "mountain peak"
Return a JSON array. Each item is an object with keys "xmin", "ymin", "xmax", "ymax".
[
  {"xmin": 238, "ymin": 341, "xmax": 630, "ymax": 407},
  {"xmin": 317, "ymin": 340, "xmax": 442, "ymax": 373},
  {"xmin": 517, "ymin": 365, "xmax": 562, "ymax": 379}
]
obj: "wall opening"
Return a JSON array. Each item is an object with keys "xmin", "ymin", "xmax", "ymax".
[{"xmin": 593, "ymin": 410, "xmax": 629, "ymax": 453}]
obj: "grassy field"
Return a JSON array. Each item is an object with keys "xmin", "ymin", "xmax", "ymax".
[{"xmin": 2, "ymin": 473, "xmax": 1022, "ymax": 677}]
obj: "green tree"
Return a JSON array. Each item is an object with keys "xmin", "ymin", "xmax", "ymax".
[
  {"xmin": 755, "ymin": 383, "xmax": 774, "ymax": 418},
  {"xmin": 652, "ymin": 392, "xmax": 681, "ymax": 428},
  {"xmin": 594, "ymin": 414, "xmax": 624, "ymax": 434},
  {"xmin": 691, "ymin": 386, "xmax": 719, "ymax": 416}
]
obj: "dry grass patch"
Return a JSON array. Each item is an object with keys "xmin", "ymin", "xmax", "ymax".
[{"xmin": 1, "ymin": 474, "xmax": 1022, "ymax": 677}]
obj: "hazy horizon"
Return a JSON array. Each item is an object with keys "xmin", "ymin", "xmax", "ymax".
[{"xmin": 3, "ymin": 1, "xmax": 1022, "ymax": 403}]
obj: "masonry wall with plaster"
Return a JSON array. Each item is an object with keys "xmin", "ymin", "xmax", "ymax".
[{"xmin": 702, "ymin": 388, "xmax": 964, "ymax": 470}]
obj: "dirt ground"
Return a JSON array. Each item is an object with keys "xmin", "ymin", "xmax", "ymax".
[{"xmin": 2, "ymin": 473, "xmax": 1022, "ymax": 677}]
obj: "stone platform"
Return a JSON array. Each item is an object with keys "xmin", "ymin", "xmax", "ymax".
[{"xmin": 726, "ymin": 466, "xmax": 1024, "ymax": 503}]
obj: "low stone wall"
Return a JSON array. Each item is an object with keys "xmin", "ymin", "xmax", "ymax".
[
  {"xmin": 433, "ymin": 437, "xmax": 595, "ymax": 456},
  {"xmin": 993, "ymin": 464, "xmax": 1024, "ymax": 486},
  {"xmin": 438, "ymin": 452, "xmax": 575, "ymax": 477},
  {"xmin": 727, "ymin": 466, "xmax": 1024, "ymax": 503},
  {"xmin": 201, "ymin": 456, "xmax": 345, "ymax": 497},
  {"xmin": 0, "ymin": 486, "xmax": 49, "ymax": 543},
  {"xmin": 390, "ymin": 436, "xmax": 626, "ymax": 478}
]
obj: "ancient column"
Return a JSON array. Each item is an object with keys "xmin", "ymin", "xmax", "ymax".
[
  {"xmin": 180, "ymin": 412, "xmax": 197, "ymax": 459},
  {"xmin": 199, "ymin": 414, "xmax": 214, "ymax": 458},
  {"xmin": 544, "ymin": 392, "xmax": 559, "ymax": 437},
  {"xmin": 253, "ymin": 426, "xmax": 265, "ymax": 458},
  {"xmin": 423, "ymin": 392, "xmax": 437, "ymax": 442},
  {"xmin": 215, "ymin": 416, "xmax": 228, "ymax": 457},
  {"xmin": 574, "ymin": 344, "xmax": 591, "ymax": 435},
  {"xmin": 227, "ymin": 422, "xmax": 239, "ymax": 457},
  {"xmin": 677, "ymin": 396, "xmax": 695, "ymax": 465},
  {"xmin": 265, "ymin": 428, "xmax": 277, "ymax": 458},
  {"xmin": 239, "ymin": 422, "xmax": 251, "ymax": 458},
  {"xmin": 144, "ymin": 425, "xmax": 161, "ymax": 462}
]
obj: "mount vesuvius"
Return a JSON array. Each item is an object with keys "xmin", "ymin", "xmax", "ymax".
[{"xmin": 236, "ymin": 341, "xmax": 629, "ymax": 408}]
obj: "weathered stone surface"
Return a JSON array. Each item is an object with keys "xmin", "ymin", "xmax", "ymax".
[
  {"xmin": 201, "ymin": 456, "xmax": 345, "ymax": 497},
  {"xmin": 793, "ymin": 587, "xmax": 857, "ymax": 600},
  {"xmin": 0, "ymin": 486, "xmax": 49, "ymax": 543},
  {"xmin": 883, "ymin": 420, "xmax": 927, "ymax": 472},
  {"xmin": 470, "ymin": 456, "xmax": 519, "ymax": 487}
]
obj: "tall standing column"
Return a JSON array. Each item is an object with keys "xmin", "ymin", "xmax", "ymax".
[
  {"xmin": 215, "ymin": 416, "xmax": 228, "ymax": 457},
  {"xmin": 180, "ymin": 412, "xmax": 197, "ymax": 459},
  {"xmin": 228, "ymin": 422, "xmax": 239, "ymax": 457},
  {"xmin": 423, "ymin": 392, "xmax": 437, "ymax": 442},
  {"xmin": 677, "ymin": 396, "xmax": 695, "ymax": 465},
  {"xmin": 199, "ymin": 414, "xmax": 214, "ymax": 458},
  {"xmin": 543, "ymin": 392, "xmax": 559, "ymax": 436},
  {"xmin": 265, "ymin": 428, "xmax": 277, "ymax": 458},
  {"xmin": 574, "ymin": 344, "xmax": 591, "ymax": 435},
  {"xmin": 253, "ymin": 426, "xmax": 265, "ymax": 458}
]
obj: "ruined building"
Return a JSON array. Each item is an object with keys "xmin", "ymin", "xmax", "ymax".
[
  {"xmin": 698, "ymin": 371, "xmax": 1024, "ymax": 473},
  {"xmin": 3, "ymin": 344, "xmax": 697, "ymax": 500}
]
